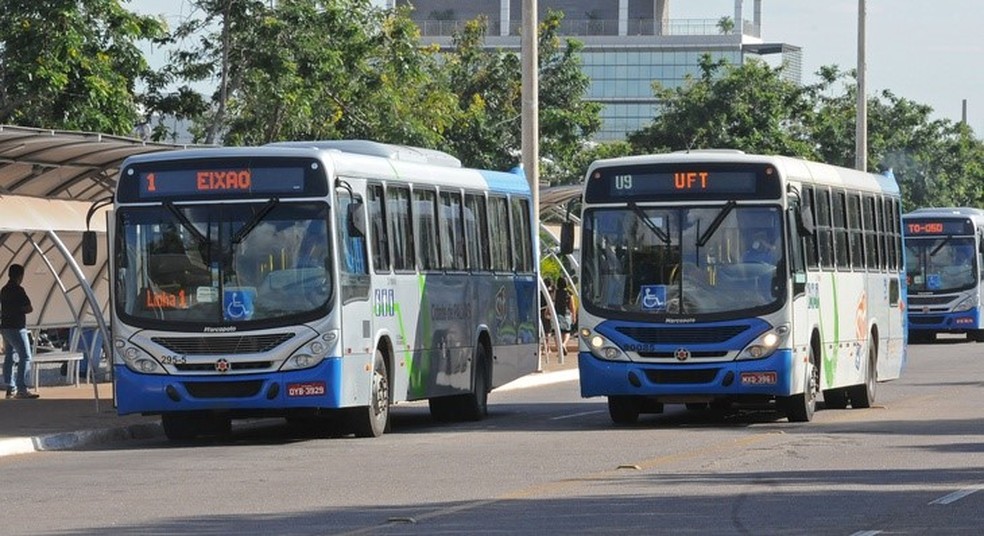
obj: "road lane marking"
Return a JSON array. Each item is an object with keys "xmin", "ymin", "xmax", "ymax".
[
  {"xmin": 849, "ymin": 531, "xmax": 882, "ymax": 536},
  {"xmin": 929, "ymin": 484, "xmax": 984, "ymax": 505},
  {"xmin": 550, "ymin": 410, "xmax": 604, "ymax": 421},
  {"xmin": 495, "ymin": 368, "xmax": 578, "ymax": 392}
]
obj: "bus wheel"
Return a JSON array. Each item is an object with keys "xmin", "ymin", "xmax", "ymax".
[
  {"xmin": 608, "ymin": 396, "xmax": 641, "ymax": 425},
  {"xmin": 459, "ymin": 345, "xmax": 490, "ymax": 421},
  {"xmin": 161, "ymin": 412, "xmax": 228, "ymax": 441},
  {"xmin": 822, "ymin": 388, "xmax": 850, "ymax": 409},
  {"xmin": 780, "ymin": 350, "xmax": 818, "ymax": 422},
  {"xmin": 350, "ymin": 350, "xmax": 390, "ymax": 438},
  {"xmin": 848, "ymin": 338, "xmax": 877, "ymax": 409},
  {"xmin": 970, "ymin": 330, "xmax": 984, "ymax": 343},
  {"xmin": 429, "ymin": 345, "xmax": 490, "ymax": 422}
]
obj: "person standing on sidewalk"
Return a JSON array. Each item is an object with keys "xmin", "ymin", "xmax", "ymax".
[
  {"xmin": 1, "ymin": 264, "xmax": 39, "ymax": 399},
  {"xmin": 554, "ymin": 276, "xmax": 577, "ymax": 354}
]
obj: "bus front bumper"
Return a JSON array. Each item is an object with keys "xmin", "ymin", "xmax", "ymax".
[
  {"xmin": 115, "ymin": 357, "xmax": 353, "ymax": 416},
  {"xmin": 578, "ymin": 349, "xmax": 795, "ymax": 400}
]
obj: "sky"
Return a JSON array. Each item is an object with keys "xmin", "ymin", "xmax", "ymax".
[{"xmin": 128, "ymin": 0, "xmax": 984, "ymax": 135}]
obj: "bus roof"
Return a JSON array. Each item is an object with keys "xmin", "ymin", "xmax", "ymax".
[
  {"xmin": 586, "ymin": 151, "xmax": 900, "ymax": 196},
  {"xmin": 905, "ymin": 207, "xmax": 984, "ymax": 218},
  {"xmin": 118, "ymin": 141, "xmax": 530, "ymax": 197}
]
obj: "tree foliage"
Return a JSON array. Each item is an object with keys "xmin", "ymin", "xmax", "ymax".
[
  {"xmin": 439, "ymin": 10, "xmax": 601, "ymax": 181},
  {"xmin": 155, "ymin": 0, "xmax": 456, "ymax": 146},
  {"xmin": 0, "ymin": 0, "xmax": 166, "ymax": 134},
  {"xmin": 628, "ymin": 56, "xmax": 984, "ymax": 210}
]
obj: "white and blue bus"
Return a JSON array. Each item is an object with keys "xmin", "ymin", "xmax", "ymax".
[
  {"xmin": 560, "ymin": 151, "xmax": 906, "ymax": 423},
  {"xmin": 903, "ymin": 207, "xmax": 984, "ymax": 342},
  {"xmin": 86, "ymin": 141, "xmax": 538, "ymax": 440}
]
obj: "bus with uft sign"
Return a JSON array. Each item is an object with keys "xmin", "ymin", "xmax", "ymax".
[{"xmin": 560, "ymin": 150, "xmax": 906, "ymax": 423}]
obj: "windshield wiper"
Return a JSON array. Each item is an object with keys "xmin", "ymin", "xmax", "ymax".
[
  {"xmin": 628, "ymin": 202, "xmax": 670, "ymax": 244},
  {"xmin": 232, "ymin": 198, "xmax": 280, "ymax": 244},
  {"xmin": 165, "ymin": 201, "xmax": 208, "ymax": 245},
  {"xmin": 696, "ymin": 200, "xmax": 737, "ymax": 248},
  {"xmin": 929, "ymin": 235, "xmax": 951, "ymax": 257}
]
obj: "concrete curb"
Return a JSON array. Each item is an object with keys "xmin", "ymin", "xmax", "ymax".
[
  {"xmin": 0, "ymin": 368, "xmax": 579, "ymax": 458},
  {"xmin": 0, "ymin": 422, "xmax": 163, "ymax": 458}
]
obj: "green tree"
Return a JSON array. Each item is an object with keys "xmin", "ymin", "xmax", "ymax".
[
  {"xmin": 440, "ymin": 10, "xmax": 601, "ymax": 181},
  {"xmin": 0, "ymin": 0, "xmax": 167, "ymax": 134},
  {"xmin": 158, "ymin": 0, "xmax": 456, "ymax": 146},
  {"xmin": 804, "ymin": 66, "xmax": 984, "ymax": 209},
  {"xmin": 628, "ymin": 55, "xmax": 815, "ymax": 157}
]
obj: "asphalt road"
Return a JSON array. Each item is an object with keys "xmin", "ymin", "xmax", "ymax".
[{"xmin": 1, "ymin": 336, "xmax": 982, "ymax": 535}]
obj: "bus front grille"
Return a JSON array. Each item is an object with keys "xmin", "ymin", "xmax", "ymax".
[
  {"xmin": 909, "ymin": 315, "xmax": 945, "ymax": 325},
  {"xmin": 908, "ymin": 296, "xmax": 955, "ymax": 306},
  {"xmin": 616, "ymin": 325, "xmax": 748, "ymax": 344},
  {"xmin": 644, "ymin": 368, "xmax": 720, "ymax": 384},
  {"xmin": 174, "ymin": 361, "xmax": 274, "ymax": 372},
  {"xmin": 183, "ymin": 381, "xmax": 264, "ymax": 398},
  {"xmin": 152, "ymin": 333, "xmax": 295, "ymax": 355},
  {"xmin": 637, "ymin": 351, "xmax": 729, "ymax": 359}
]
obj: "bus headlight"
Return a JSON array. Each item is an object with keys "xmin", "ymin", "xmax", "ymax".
[
  {"xmin": 281, "ymin": 331, "xmax": 335, "ymax": 371},
  {"xmin": 581, "ymin": 328, "xmax": 629, "ymax": 362},
  {"xmin": 953, "ymin": 296, "xmax": 977, "ymax": 312},
  {"xmin": 117, "ymin": 340, "xmax": 166, "ymax": 375},
  {"xmin": 738, "ymin": 324, "xmax": 790, "ymax": 360}
]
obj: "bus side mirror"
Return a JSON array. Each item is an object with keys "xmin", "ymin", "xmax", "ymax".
[
  {"xmin": 82, "ymin": 231, "xmax": 98, "ymax": 266},
  {"xmin": 797, "ymin": 205, "xmax": 815, "ymax": 235},
  {"xmin": 347, "ymin": 202, "xmax": 366, "ymax": 238},
  {"xmin": 559, "ymin": 222, "xmax": 575, "ymax": 255}
]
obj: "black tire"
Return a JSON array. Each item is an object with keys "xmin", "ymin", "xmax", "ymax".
[
  {"xmin": 608, "ymin": 396, "xmax": 641, "ymax": 425},
  {"xmin": 428, "ymin": 396, "xmax": 458, "ymax": 422},
  {"xmin": 823, "ymin": 388, "xmax": 850, "ymax": 409},
  {"xmin": 780, "ymin": 346, "xmax": 818, "ymax": 422},
  {"xmin": 458, "ymin": 345, "xmax": 490, "ymax": 421},
  {"xmin": 848, "ymin": 338, "xmax": 877, "ymax": 409},
  {"xmin": 349, "ymin": 349, "xmax": 390, "ymax": 438},
  {"xmin": 161, "ymin": 413, "xmax": 200, "ymax": 441},
  {"xmin": 161, "ymin": 412, "xmax": 229, "ymax": 441},
  {"xmin": 970, "ymin": 330, "xmax": 984, "ymax": 343},
  {"xmin": 429, "ymin": 344, "xmax": 490, "ymax": 422}
]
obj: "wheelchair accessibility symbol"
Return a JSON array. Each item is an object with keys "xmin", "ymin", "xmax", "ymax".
[
  {"xmin": 223, "ymin": 287, "xmax": 256, "ymax": 321},
  {"xmin": 640, "ymin": 285, "xmax": 667, "ymax": 311}
]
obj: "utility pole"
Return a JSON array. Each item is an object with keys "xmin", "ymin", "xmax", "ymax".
[
  {"xmin": 522, "ymin": 0, "xmax": 539, "ymax": 210},
  {"xmin": 855, "ymin": 0, "xmax": 867, "ymax": 171}
]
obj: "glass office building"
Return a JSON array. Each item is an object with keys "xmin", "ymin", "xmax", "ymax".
[{"xmin": 394, "ymin": 0, "xmax": 801, "ymax": 141}]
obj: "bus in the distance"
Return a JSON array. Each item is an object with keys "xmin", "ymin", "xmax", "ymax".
[
  {"xmin": 903, "ymin": 207, "xmax": 984, "ymax": 342},
  {"xmin": 84, "ymin": 140, "xmax": 538, "ymax": 440},
  {"xmin": 560, "ymin": 150, "xmax": 906, "ymax": 423}
]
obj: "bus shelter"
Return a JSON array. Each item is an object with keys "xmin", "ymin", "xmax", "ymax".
[{"xmin": 0, "ymin": 125, "xmax": 189, "ymax": 404}]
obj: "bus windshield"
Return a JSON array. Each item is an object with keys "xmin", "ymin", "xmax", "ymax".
[
  {"xmin": 905, "ymin": 236, "xmax": 977, "ymax": 292},
  {"xmin": 115, "ymin": 201, "xmax": 332, "ymax": 327},
  {"xmin": 581, "ymin": 204, "xmax": 785, "ymax": 318}
]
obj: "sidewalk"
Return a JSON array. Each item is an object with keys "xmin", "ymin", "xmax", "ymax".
[{"xmin": 0, "ymin": 350, "xmax": 580, "ymax": 458}]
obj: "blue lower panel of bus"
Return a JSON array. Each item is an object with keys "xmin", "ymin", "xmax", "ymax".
[
  {"xmin": 115, "ymin": 357, "xmax": 345, "ymax": 415},
  {"xmin": 907, "ymin": 309, "xmax": 979, "ymax": 332},
  {"xmin": 578, "ymin": 349, "xmax": 795, "ymax": 399}
]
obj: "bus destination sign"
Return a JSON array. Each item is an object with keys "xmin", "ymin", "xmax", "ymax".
[
  {"xmin": 137, "ymin": 167, "xmax": 306, "ymax": 199},
  {"xmin": 584, "ymin": 163, "xmax": 780, "ymax": 202},
  {"xmin": 904, "ymin": 218, "xmax": 972, "ymax": 236},
  {"xmin": 604, "ymin": 170, "xmax": 758, "ymax": 195}
]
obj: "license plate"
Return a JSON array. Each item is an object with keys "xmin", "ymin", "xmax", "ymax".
[
  {"xmin": 287, "ymin": 381, "xmax": 326, "ymax": 397},
  {"xmin": 740, "ymin": 371, "xmax": 777, "ymax": 385}
]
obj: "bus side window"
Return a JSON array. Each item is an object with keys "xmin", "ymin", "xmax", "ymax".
[
  {"xmin": 368, "ymin": 183, "xmax": 391, "ymax": 273},
  {"xmin": 337, "ymin": 190, "xmax": 369, "ymax": 302}
]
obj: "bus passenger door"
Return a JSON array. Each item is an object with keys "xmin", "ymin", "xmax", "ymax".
[{"xmin": 336, "ymin": 190, "xmax": 374, "ymax": 395}]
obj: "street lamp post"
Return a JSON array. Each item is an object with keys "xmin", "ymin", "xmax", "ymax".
[{"xmin": 856, "ymin": 0, "xmax": 867, "ymax": 171}]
